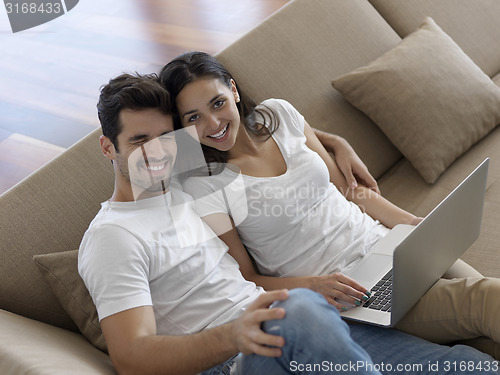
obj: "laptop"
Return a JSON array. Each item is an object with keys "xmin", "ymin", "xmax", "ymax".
[{"xmin": 340, "ymin": 158, "xmax": 489, "ymax": 327}]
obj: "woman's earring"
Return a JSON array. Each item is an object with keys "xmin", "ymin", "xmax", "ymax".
[{"xmin": 235, "ymin": 94, "xmax": 240, "ymax": 103}]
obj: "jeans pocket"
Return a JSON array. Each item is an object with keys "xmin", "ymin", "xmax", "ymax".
[{"xmin": 200, "ymin": 355, "xmax": 237, "ymax": 375}]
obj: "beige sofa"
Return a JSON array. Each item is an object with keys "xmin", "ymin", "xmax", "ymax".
[{"xmin": 1, "ymin": 0, "xmax": 499, "ymax": 373}]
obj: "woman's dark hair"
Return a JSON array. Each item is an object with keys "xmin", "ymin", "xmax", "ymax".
[
  {"xmin": 97, "ymin": 72, "xmax": 173, "ymax": 152},
  {"xmin": 159, "ymin": 51, "xmax": 279, "ymax": 165}
]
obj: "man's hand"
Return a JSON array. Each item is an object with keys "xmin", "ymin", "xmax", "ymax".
[
  {"xmin": 313, "ymin": 129, "xmax": 380, "ymax": 194},
  {"xmin": 334, "ymin": 140, "xmax": 380, "ymax": 194},
  {"xmin": 231, "ymin": 290, "xmax": 288, "ymax": 357}
]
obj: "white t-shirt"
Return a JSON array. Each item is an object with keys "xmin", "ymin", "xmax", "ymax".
[
  {"xmin": 78, "ymin": 189, "xmax": 264, "ymax": 336},
  {"xmin": 183, "ymin": 99, "xmax": 390, "ymax": 277}
]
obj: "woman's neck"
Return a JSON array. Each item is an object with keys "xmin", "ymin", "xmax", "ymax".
[{"xmin": 227, "ymin": 122, "xmax": 264, "ymax": 162}]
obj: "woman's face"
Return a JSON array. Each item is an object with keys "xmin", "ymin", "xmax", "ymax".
[{"xmin": 176, "ymin": 77, "xmax": 241, "ymax": 151}]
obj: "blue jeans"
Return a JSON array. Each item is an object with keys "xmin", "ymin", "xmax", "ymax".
[{"xmin": 202, "ymin": 289, "xmax": 498, "ymax": 375}]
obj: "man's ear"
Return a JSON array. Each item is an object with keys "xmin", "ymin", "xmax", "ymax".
[{"xmin": 100, "ymin": 135, "xmax": 116, "ymax": 161}]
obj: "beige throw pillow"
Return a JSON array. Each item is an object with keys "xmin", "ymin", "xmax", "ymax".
[
  {"xmin": 332, "ymin": 17, "xmax": 500, "ymax": 183},
  {"xmin": 33, "ymin": 250, "xmax": 107, "ymax": 353}
]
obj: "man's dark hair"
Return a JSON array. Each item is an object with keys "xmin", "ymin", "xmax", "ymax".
[{"xmin": 97, "ymin": 72, "xmax": 173, "ymax": 151}]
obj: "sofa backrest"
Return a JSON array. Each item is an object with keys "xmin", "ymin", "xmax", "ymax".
[
  {"xmin": 216, "ymin": 0, "xmax": 500, "ymax": 179},
  {"xmin": 0, "ymin": 129, "xmax": 113, "ymax": 330},
  {"xmin": 216, "ymin": 0, "xmax": 404, "ymax": 179},
  {"xmin": 369, "ymin": 0, "xmax": 500, "ymax": 78}
]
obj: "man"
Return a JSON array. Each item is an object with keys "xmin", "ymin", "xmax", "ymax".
[{"xmin": 78, "ymin": 72, "xmax": 497, "ymax": 375}]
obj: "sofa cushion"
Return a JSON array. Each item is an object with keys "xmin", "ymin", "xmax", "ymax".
[
  {"xmin": 332, "ymin": 17, "xmax": 500, "ymax": 184},
  {"xmin": 33, "ymin": 250, "xmax": 107, "ymax": 353},
  {"xmin": 0, "ymin": 309, "xmax": 114, "ymax": 375},
  {"xmin": 369, "ymin": 0, "xmax": 500, "ymax": 78}
]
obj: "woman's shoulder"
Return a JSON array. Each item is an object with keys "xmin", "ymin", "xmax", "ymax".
[
  {"xmin": 258, "ymin": 98, "xmax": 295, "ymax": 112},
  {"xmin": 258, "ymin": 98, "xmax": 305, "ymax": 133}
]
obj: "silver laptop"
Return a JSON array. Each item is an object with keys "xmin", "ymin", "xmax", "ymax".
[{"xmin": 340, "ymin": 158, "xmax": 489, "ymax": 327}]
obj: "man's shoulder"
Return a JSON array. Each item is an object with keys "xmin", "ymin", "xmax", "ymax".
[
  {"xmin": 85, "ymin": 202, "xmax": 134, "ymax": 233},
  {"xmin": 90, "ymin": 194, "xmax": 174, "ymax": 228},
  {"xmin": 80, "ymin": 199, "xmax": 158, "ymax": 253},
  {"xmin": 80, "ymin": 211, "xmax": 141, "ymax": 256}
]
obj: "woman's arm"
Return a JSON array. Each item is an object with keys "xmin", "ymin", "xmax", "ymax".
[
  {"xmin": 313, "ymin": 128, "xmax": 380, "ymax": 194},
  {"xmin": 202, "ymin": 213, "xmax": 370, "ymax": 310},
  {"xmin": 305, "ymin": 121, "xmax": 420, "ymax": 228}
]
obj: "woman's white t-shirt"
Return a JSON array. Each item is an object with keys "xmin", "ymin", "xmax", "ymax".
[{"xmin": 183, "ymin": 99, "xmax": 390, "ymax": 278}]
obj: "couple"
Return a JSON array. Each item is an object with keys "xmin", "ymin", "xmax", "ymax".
[{"xmin": 78, "ymin": 52, "xmax": 499, "ymax": 375}]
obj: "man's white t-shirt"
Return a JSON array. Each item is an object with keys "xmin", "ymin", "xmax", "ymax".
[
  {"xmin": 78, "ymin": 189, "xmax": 264, "ymax": 336},
  {"xmin": 183, "ymin": 99, "xmax": 390, "ymax": 278}
]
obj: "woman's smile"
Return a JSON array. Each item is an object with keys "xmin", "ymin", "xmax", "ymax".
[
  {"xmin": 177, "ymin": 78, "xmax": 241, "ymax": 151},
  {"xmin": 207, "ymin": 123, "xmax": 229, "ymax": 141}
]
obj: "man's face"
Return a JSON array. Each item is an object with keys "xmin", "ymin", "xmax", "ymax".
[{"xmin": 113, "ymin": 108, "xmax": 176, "ymax": 200}]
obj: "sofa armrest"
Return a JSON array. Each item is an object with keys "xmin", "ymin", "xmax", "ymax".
[{"xmin": 0, "ymin": 309, "xmax": 115, "ymax": 375}]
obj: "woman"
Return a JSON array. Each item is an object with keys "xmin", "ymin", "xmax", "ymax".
[{"xmin": 159, "ymin": 51, "xmax": 500, "ymax": 359}]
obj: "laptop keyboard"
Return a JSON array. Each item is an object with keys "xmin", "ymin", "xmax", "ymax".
[{"xmin": 362, "ymin": 270, "xmax": 393, "ymax": 312}]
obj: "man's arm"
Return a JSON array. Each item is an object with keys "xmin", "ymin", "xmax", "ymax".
[
  {"xmin": 308, "ymin": 123, "xmax": 417, "ymax": 228},
  {"xmin": 313, "ymin": 128, "xmax": 380, "ymax": 194},
  {"xmin": 101, "ymin": 291, "xmax": 288, "ymax": 375}
]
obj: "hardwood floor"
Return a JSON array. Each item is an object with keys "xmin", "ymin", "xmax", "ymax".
[{"xmin": 0, "ymin": 0, "xmax": 288, "ymax": 195}]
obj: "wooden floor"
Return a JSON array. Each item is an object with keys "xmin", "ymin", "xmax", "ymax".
[{"xmin": 0, "ymin": 0, "xmax": 288, "ymax": 195}]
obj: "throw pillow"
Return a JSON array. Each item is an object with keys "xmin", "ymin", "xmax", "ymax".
[
  {"xmin": 33, "ymin": 250, "xmax": 107, "ymax": 353},
  {"xmin": 332, "ymin": 17, "xmax": 500, "ymax": 183}
]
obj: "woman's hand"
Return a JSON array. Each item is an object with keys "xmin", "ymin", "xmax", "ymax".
[{"xmin": 309, "ymin": 273, "xmax": 370, "ymax": 311}]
